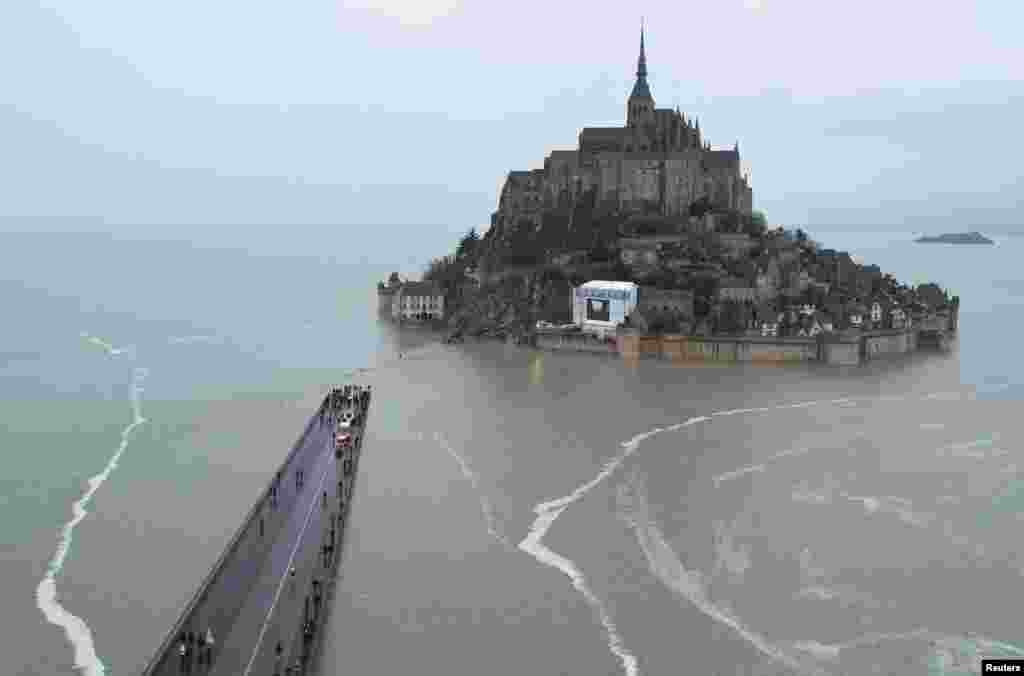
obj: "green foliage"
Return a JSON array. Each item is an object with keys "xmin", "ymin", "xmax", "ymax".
[
  {"xmin": 456, "ymin": 228, "xmax": 480, "ymax": 261},
  {"xmin": 743, "ymin": 210, "xmax": 768, "ymax": 238}
]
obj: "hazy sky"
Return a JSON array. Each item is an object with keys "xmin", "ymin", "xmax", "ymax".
[{"xmin": 2, "ymin": 0, "xmax": 1022, "ymax": 247}]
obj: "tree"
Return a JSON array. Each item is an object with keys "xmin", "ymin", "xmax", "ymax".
[
  {"xmin": 743, "ymin": 210, "xmax": 768, "ymax": 238},
  {"xmin": 456, "ymin": 228, "xmax": 480, "ymax": 261}
]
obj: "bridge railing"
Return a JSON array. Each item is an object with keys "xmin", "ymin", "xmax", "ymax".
[{"xmin": 139, "ymin": 396, "xmax": 326, "ymax": 675}]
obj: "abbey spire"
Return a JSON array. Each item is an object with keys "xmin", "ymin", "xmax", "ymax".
[
  {"xmin": 626, "ymin": 21, "xmax": 655, "ymax": 127},
  {"xmin": 631, "ymin": 22, "xmax": 651, "ymax": 99}
]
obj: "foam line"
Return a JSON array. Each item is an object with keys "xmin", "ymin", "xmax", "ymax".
[
  {"xmin": 716, "ymin": 445, "xmax": 817, "ymax": 485},
  {"xmin": 713, "ymin": 464, "xmax": 766, "ymax": 485},
  {"xmin": 79, "ymin": 332, "xmax": 130, "ymax": 357},
  {"xmin": 168, "ymin": 335, "xmax": 220, "ymax": 345},
  {"xmin": 515, "ymin": 388, "xmax": 970, "ymax": 675},
  {"xmin": 617, "ymin": 469, "xmax": 828, "ymax": 676},
  {"xmin": 518, "ymin": 507, "xmax": 640, "ymax": 676},
  {"xmin": 435, "ymin": 432, "xmax": 513, "ymax": 549},
  {"xmin": 37, "ymin": 358, "xmax": 147, "ymax": 676}
]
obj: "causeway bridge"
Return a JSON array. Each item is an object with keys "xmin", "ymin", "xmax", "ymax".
[{"xmin": 139, "ymin": 385, "xmax": 372, "ymax": 675}]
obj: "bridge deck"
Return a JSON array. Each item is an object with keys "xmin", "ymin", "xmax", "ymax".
[
  {"xmin": 209, "ymin": 422, "xmax": 335, "ymax": 676},
  {"xmin": 141, "ymin": 387, "xmax": 371, "ymax": 676}
]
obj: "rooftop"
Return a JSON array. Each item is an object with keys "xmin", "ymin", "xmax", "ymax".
[
  {"xmin": 580, "ymin": 280, "xmax": 639, "ymax": 291},
  {"xmin": 401, "ymin": 281, "xmax": 443, "ymax": 297}
]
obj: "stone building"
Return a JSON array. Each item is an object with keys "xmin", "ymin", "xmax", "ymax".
[
  {"xmin": 718, "ymin": 233, "xmax": 757, "ymax": 260},
  {"xmin": 392, "ymin": 282, "xmax": 445, "ymax": 321},
  {"xmin": 718, "ymin": 277, "xmax": 758, "ymax": 303},
  {"xmin": 491, "ymin": 27, "xmax": 754, "ymax": 238},
  {"xmin": 638, "ymin": 286, "xmax": 694, "ymax": 318},
  {"xmin": 620, "ymin": 239, "xmax": 660, "ymax": 270}
]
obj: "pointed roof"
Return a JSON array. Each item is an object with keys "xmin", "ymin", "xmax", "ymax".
[{"xmin": 630, "ymin": 23, "xmax": 653, "ymax": 100}]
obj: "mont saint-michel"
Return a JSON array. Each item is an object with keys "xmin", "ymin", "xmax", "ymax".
[{"xmin": 378, "ymin": 28, "xmax": 959, "ymax": 365}]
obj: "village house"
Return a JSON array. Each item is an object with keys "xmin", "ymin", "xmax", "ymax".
[
  {"xmin": 857, "ymin": 264, "xmax": 883, "ymax": 296},
  {"xmin": 765, "ymin": 236, "xmax": 801, "ymax": 265},
  {"xmin": 815, "ymin": 249, "xmax": 860, "ymax": 290},
  {"xmin": 619, "ymin": 238, "xmax": 661, "ymax": 269},
  {"xmin": 915, "ymin": 282, "xmax": 947, "ymax": 309},
  {"xmin": 392, "ymin": 281, "xmax": 446, "ymax": 321},
  {"xmin": 891, "ymin": 306, "xmax": 908, "ymax": 329},
  {"xmin": 870, "ymin": 300, "xmax": 884, "ymax": 324},
  {"xmin": 717, "ymin": 232, "xmax": 757, "ymax": 260},
  {"xmin": 638, "ymin": 286, "xmax": 695, "ymax": 318},
  {"xmin": 754, "ymin": 255, "xmax": 781, "ymax": 300},
  {"xmin": 718, "ymin": 277, "xmax": 758, "ymax": 303},
  {"xmin": 551, "ymin": 250, "xmax": 590, "ymax": 266},
  {"xmin": 759, "ymin": 302, "xmax": 781, "ymax": 336},
  {"xmin": 795, "ymin": 310, "xmax": 833, "ymax": 337},
  {"xmin": 847, "ymin": 302, "xmax": 867, "ymax": 329}
]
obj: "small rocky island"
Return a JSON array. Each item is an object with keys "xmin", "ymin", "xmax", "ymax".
[
  {"xmin": 378, "ymin": 27, "xmax": 959, "ymax": 363},
  {"xmin": 915, "ymin": 231, "xmax": 993, "ymax": 245}
]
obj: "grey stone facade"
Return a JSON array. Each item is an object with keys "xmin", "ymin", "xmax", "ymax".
[{"xmin": 492, "ymin": 27, "xmax": 754, "ymax": 239}]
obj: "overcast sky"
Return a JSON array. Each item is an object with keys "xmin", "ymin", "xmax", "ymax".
[{"xmin": 2, "ymin": 0, "xmax": 1022, "ymax": 249}]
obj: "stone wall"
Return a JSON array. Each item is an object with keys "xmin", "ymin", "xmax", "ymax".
[
  {"xmin": 535, "ymin": 327, "xmax": 926, "ymax": 367},
  {"xmin": 863, "ymin": 330, "xmax": 916, "ymax": 360},
  {"xmin": 376, "ymin": 289, "xmax": 395, "ymax": 315},
  {"xmin": 617, "ymin": 332, "xmax": 819, "ymax": 363},
  {"xmin": 535, "ymin": 331, "xmax": 619, "ymax": 354},
  {"xmin": 822, "ymin": 340, "xmax": 860, "ymax": 366}
]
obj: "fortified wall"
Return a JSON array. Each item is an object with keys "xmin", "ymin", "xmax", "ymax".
[{"xmin": 534, "ymin": 321, "xmax": 952, "ymax": 366}]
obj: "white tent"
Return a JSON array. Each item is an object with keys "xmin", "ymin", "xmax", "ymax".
[{"xmin": 572, "ymin": 281, "xmax": 639, "ymax": 336}]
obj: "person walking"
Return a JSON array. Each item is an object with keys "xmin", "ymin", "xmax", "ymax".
[
  {"xmin": 289, "ymin": 566, "xmax": 297, "ymax": 598},
  {"xmin": 178, "ymin": 636, "xmax": 187, "ymax": 673},
  {"xmin": 204, "ymin": 627, "xmax": 215, "ymax": 665},
  {"xmin": 183, "ymin": 632, "xmax": 193, "ymax": 674},
  {"xmin": 196, "ymin": 631, "xmax": 205, "ymax": 667}
]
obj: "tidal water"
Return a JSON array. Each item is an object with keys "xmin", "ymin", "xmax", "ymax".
[{"xmin": 2, "ymin": 228, "xmax": 1022, "ymax": 676}]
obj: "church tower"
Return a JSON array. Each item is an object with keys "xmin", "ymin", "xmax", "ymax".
[{"xmin": 626, "ymin": 24, "xmax": 655, "ymax": 128}]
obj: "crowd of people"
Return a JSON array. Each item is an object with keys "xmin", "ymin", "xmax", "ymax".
[
  {"xmin": 172, "ymin": 384, "xmax": 371, "ymax": 676},
  {"xmin": 176, "ymin": 628, "xmax": 214, "ymax": 673},
  {"xmin": 320, "ymin": 384, "xmax": 371, "ymax": 427},
  {"xmin": 265, "ymin": 384, "xmax": 371, "ymax": 676}
]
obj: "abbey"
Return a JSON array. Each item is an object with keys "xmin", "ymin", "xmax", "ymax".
[{"xmin": 493, "ymin": 28, "xmax": 753, "ymax": 232}]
